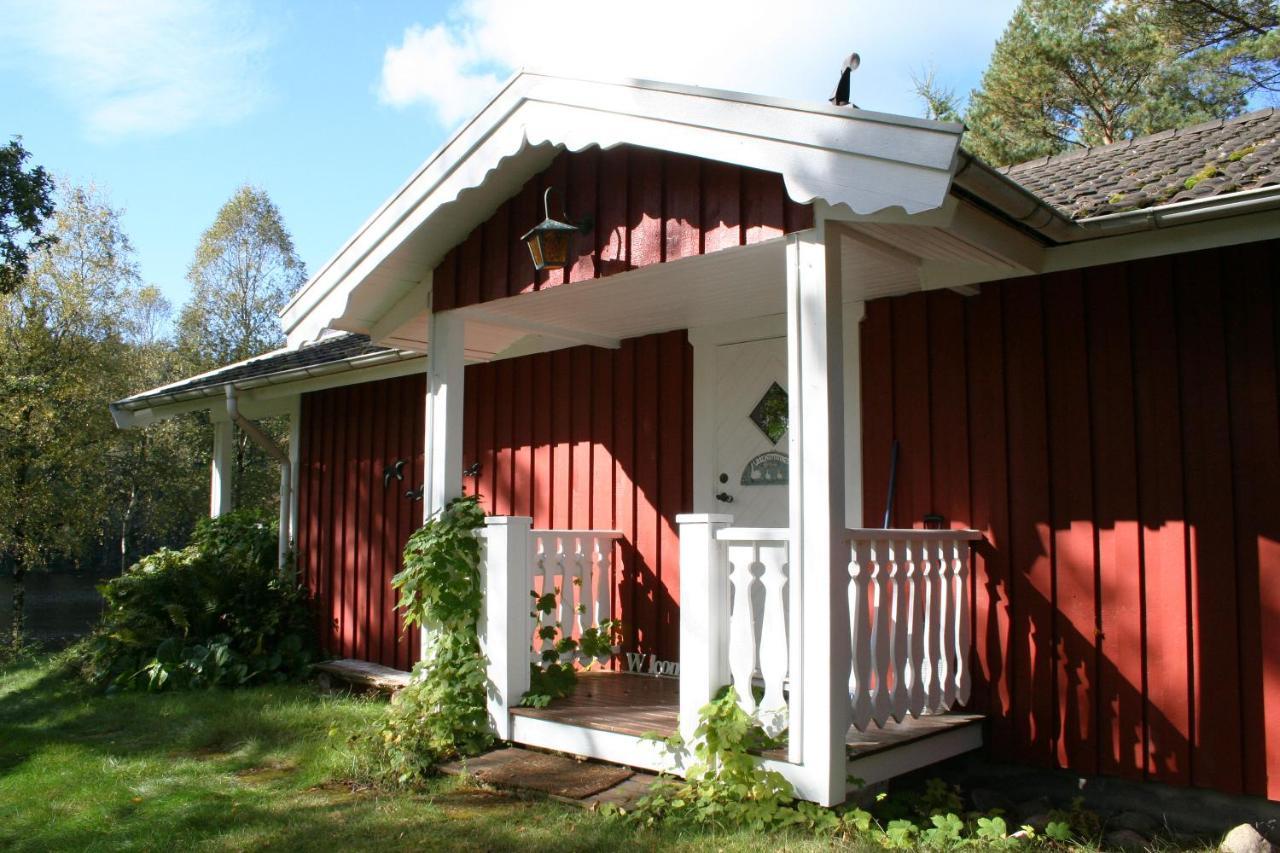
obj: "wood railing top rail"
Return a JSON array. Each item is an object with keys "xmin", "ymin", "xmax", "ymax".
[
  {"xmin": 716, "ymin": 527, "xmax": 789, "ymax": 542},
  {"xmin": 844, "ymin": 528, "xmax": 983, "ymax": 542},
  {"xmin": 530, "ymin": 529, "xmax": 623, "ymax": 539}
]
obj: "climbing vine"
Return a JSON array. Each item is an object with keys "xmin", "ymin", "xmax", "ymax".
[
  {"xmin": 520, "ymin": 578, "xmax": 621, "ymax": 708},
  {"xmin": 377, "ymin": 495, "xmax": 491, "ymax": 783}
]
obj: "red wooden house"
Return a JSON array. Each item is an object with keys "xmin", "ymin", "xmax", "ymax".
[{"xmin": 112, "ymin": 73, "xmax": 1280, "ymax": 806}]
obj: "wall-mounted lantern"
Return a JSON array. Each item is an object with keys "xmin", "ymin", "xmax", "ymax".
[{"xmin": 521, "ymin": 187, "xmax": 590, "ymax": 271}]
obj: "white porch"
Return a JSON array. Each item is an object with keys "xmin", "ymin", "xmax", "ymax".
[{"xmin": 420, "ymin": 220, "xmax": 991, "ymax": 806}]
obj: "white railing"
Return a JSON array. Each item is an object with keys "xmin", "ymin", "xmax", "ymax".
[
  {"xmin": 529, "ymin": 529, "xmax": 621, "ymax": 663},
  {"xmin": 678, "ymin": 515, "xmax": 981, "ymax": 763},
  {"xmin": 845, "ymin": 529, "xmax": 981, "ymax": 731},
  {"xmin": 718, "ymin": 527, "xmax": 791, "ymax": 736},
  {"xmin": 476, "ymin": 517, "xmax": 620, "ymax": 739}
]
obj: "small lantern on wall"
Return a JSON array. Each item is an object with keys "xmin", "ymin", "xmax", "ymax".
[{"xmin": 522, "ymin": 187, "xmax": 590, "ymax": 271}]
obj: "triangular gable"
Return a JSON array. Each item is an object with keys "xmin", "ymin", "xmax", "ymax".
[{"xmin": 281, "ymin": 72, "xmax": 963, "ymax": 346}]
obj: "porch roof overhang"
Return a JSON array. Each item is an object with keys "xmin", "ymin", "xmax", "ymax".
[{"xmin": 279, "ymin": 71, "xmax": 966, "ymax": 348}]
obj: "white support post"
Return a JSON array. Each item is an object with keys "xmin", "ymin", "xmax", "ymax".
[
  {"xmin": 210, "ymin": 418, "xmax": 234, "ymax": 517},
  {"xmin": 786, "ymin": 226, "xmax": 851, "ymax": 806},
  {"xmin": 480, "ymin": 516, "xmax": 533, "ymax": 740},
  {"xmin": 677, "ymin": 513, "xmax": 733, "ymax": 744},
  {"xmin": 423, "ymin": 306, "xmax": 466, "ymax": 659}
]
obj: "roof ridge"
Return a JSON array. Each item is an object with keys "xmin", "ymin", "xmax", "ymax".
[{"xmin": 1002, "ymin": 106, "xmax": 1280, "ymax": 174}]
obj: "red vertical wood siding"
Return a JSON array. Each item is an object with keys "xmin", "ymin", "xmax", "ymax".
[
  {"xmin": 464, "ymin": 330, "xmax": 694, "ymax": 662},
  {"xmin": 433, "ymin": 145, "xmax": 813, "ymax": 310},
  {"xmin": 859, "ymin": 239, "xmax": 1280, "ymax": 800},
  {"xmin": 297, "ymin": 374, "xmax": 424, "ymax": 669}
]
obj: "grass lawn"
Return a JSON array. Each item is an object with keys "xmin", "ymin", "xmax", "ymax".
[{"xmin": 0, "ymin": 653, "xmax": 864, "ymax": 852}]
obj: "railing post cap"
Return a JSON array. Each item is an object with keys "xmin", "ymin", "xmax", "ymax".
[
  {"xmin": 484, "ymin": 515, "xmax": 533, "ymax": 527},
  {"xmin": 675, "ymin": 513, "xmax": 734, "ymax": 525}
]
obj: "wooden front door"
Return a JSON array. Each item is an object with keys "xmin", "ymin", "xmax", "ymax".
[{"xmin": 712, "ymin": 337, "xmax": 789, "ymax": 528}]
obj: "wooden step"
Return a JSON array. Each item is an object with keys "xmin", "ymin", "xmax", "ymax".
[{"xmin": 313, "ymin": 658, "xmax": 411, "ymax": 693}]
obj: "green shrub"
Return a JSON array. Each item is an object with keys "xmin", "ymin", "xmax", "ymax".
[
  {"xmin": 71, "ymin": 510, "xmax": 314, "ymax": 691},
  {"xmin": 376, "ymin": 495, "xmax": 491, "ymax": 784}
]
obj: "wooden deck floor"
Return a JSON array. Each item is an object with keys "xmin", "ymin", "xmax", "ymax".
[{"xmin": 510, "ymin": 670, "xmax": 983, "ymax": 759}]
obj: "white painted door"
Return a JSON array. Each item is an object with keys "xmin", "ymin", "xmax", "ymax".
[{"xmin": 713, "ymin": 337, "xmax": 789, "ymax": 528}]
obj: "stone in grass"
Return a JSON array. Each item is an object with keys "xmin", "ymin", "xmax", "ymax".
[
  {"xmin": 1104, "ymin": 828, "xmax": 1151, "ymax": 851},
  {"xmin": 1220, "ymin": 824, "xmax": 1276, "ymax": 853}
]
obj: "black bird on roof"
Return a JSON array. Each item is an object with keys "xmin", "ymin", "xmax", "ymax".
[{"xmin": 830, "ymin": 52, "xmax": 860, "ymax": 108}]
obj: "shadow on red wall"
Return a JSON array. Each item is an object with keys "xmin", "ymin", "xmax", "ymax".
[{"xmin": 860, "ymin": 239, "xmax": 1280, "ymax": 801}]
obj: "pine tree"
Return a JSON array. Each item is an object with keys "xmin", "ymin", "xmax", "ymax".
[{"xmin": 955, "ymin": 0, "xmax": 1277, "ymax": 166}]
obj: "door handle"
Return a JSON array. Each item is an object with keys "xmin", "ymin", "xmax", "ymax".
[{"xmin": 716, "ymin": 491, "xmax": 735, "ymax": 504}]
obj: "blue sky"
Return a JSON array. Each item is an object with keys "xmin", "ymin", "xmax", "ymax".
[{"xmin": 1, "ymin": 0, "xmax": 1019, "ymax": 319}]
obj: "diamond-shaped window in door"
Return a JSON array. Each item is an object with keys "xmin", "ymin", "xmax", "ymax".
[{"xmin": 749, "ymin": 382, "xmax": 789, "ymax": 445}]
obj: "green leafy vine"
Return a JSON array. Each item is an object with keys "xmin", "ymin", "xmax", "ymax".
[
  {"xmin": 377, "ymin": 495, "xmax": 491, "ymax": 783},
  {"xmin": 520, "ymin": 580, "xmax": 621, "ymax": 708}
]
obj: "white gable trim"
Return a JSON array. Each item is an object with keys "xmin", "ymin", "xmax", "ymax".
[{"xmin": 281, "ymin": 72, "xmax": 963, "ymax": 347}]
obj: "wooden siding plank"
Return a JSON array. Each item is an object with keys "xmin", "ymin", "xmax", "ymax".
[
  {"xmin": 458, "ymin": 228, "xmax": 483, "ymax": 309},
  {"xmin": 568, "ymin": 147, "xmax": 599, "ymax": 284},
  {"xmin": 482, "ymin": 201, "xmax": 511, "ymax": 304},
  {"xmin": 965, "ymin": 285, "xmax": 1014, "ymax": 754},
  {"xmin": 571, "ymin": 349, "xmax": 593, "ymax": 529},
  {"xmin": 1130, "ymin": 255, "xmax": 1192, "ymax": 786},
  {"xmin": 1042, "ymin": 270, "xmax": 1098, "ymax": 776},
  {"xmin": 510, "ymin": 177, "xmax": 540, "ymax": 296},
  {"xmin": 743, "ymin": 168, "xmax": 784, "ymax": 245},
  {"xmin": 628, "ymin": 147, "xmax": 665, "ymax": 269},
  {"xmin": 513, "ymin": 355, "xmax": 534, "ymax": 517},
  {"xmin": 532, "ymin": 353, "xmax": 553, "ymax": 529},
  {"xmin": 550, "ymin": 350, "xmax": 573, "ymax": 530},
  {"xmin": 476, "ymin": 364, "xmax": 496, "ymax": 515},
  {"xmin": 613, "ymin": 339, "xmax": 638, "ymax": 654},
  {"xmin": 1084, "ymin": 264, "xmax": 1145, "ymax": 781},
  {"xmin": 1001, "ymin": 278, "xmax": 1056, "ymax": 767},
  {"xmin": 494, "ymin": 360, "xmax": 515, "ymax": 517},
  {"xmin": 860, "ymin": 300, "xmax": 895, "ymax": 527},
  {"xmin": 633, "ymin": 335, "xmax": 662, "ymax": 656},
  {"xmin": 663, "ymin": 153, "xmax": 702, "ymax": 262},
  {"xmin": 1221, "ymin": 241, "xmax": 1280, "ymax": 799},
  {"xmin": 596, "ymin": 146, "xmax": 630, "ymax": 277},
  {"xmin": 926, "ymin": 292, "xmax": 970, "ymax": 532},
  {"xmin": 433, "ymin": 247, "xmax": 458, "ymax": 312},
  {"xmin": 1175, "ymin": 251, "xmax": 1243, "ymax": 795},
  {"xmin": 658, "ymin": 331, "xmax": 688, "ymax": 659},
  {"xmin": 700, "ymin": 159, "xmax": 741, "ymax": 254},
  {"xmin": 889, "ymin": 295, "xmax": 931, "ymax": 528}
]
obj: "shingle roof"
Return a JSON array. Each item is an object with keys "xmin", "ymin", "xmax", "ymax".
[
  {"xmin": 1001, "ymin": 108, "xmax": 1280, "ymax": 219},
  {"xmin": 115, "ymin": 333, "xmax": 394, "ymax": 407}
]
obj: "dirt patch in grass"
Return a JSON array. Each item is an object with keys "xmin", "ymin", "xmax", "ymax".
[{"xmin": 235, "ymin": 761, "xmax": 297, "ymax": 784}]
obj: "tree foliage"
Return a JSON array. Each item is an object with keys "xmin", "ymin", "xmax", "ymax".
[
  {"xmin": 933, "ymin": 0, "xmax": 1280, "ymax": 166},
  {"xmin": 0, "ymin": 183, "xmax": 138, "ymax": 642},
  {"xmin": 0, "ymin": 138, "xmax": 56, "ymax": 295},
  {"xmin": 178, "ymin": 185, "xmax": 306, "ymax": 368}
]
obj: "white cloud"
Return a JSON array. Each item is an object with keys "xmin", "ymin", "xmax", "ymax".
[
  {"xmin": 0, "ymin": 0, "xmax": 271, "ymax": 139},
  {"xmin": 378, "ymin": 0, "xmax": 1019, "ymax": 128}
]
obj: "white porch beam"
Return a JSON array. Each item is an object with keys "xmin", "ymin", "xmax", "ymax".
[
  {"xmin": 786, "ymin": 226, "xmax": 852, "ymax": 806},
  {"xmin": 462, "ymin": 306, "xmax": 622, "ymax": 350},
  {"xmin": 210, "ymin": 419, "xmax": 234, "ymax": 517}
]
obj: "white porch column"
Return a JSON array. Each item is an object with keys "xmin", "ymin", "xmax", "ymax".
[
  {"xmin": 786, "ymin": 226, "xmax": 851, "ymax": 806},
  {"xmin": 423, "ymin": 306, "xmax": 466, "ymax": 659},
  {"xmin": 480, "ymin": 516, "xmax": 533, "ymax": 740},
  {"xmin": 677, "ymin": 513, "xmax": 733, "ymax": 744},
  {"xmin": 210, "ymin": 418, "xmax": 234, "ymax": 517}
]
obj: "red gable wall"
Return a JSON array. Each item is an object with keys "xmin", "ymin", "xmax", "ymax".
[
  {"xmin": 860, "ymin": 239, "xmax": 1280, "ymax": 800},
  {"xmin": 433, "ymin": 145, "xmax": 813, "ymax": 311}
]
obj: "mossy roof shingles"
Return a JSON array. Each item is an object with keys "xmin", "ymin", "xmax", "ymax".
[{"xmin": 1000, "ymin": 108, "xmax": 1280, "ymax": 219}]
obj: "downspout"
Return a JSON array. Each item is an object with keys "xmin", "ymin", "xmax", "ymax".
[{"xmin": 225, "ymin": 387, "xmax": 292, "ymax": 574}]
